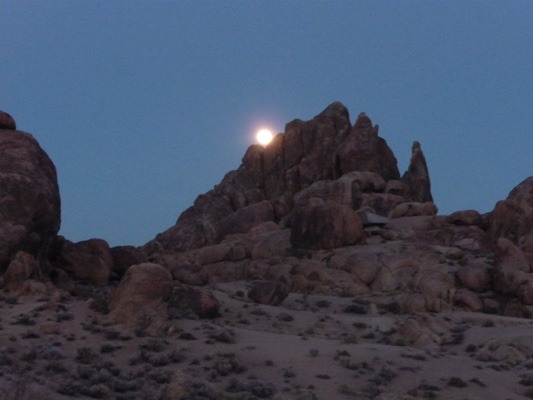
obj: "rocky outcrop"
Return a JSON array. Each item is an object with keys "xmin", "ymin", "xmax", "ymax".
[
  {"xmin": 488, "ymin": 177, "xmax": 533, "ymax": 243},
  {"xmin": 290, "ymin": 198, "xmax": 364, "ymax": 249},
  {"xmin": 145, "ymin": 102, "xmax": 431, "ymax": 258},
  {"xmin": 401, "ymin": 141, "xmax": 433, "ymax": 203},
  {"xmin": 54, "ymin": 238, "xmax": 113, "ymax": 286},
  {"xmin": 0, "ymin": 121, "xmax": 61, "ymax": 271},
  {"xmin": 335, "ymin": 113, "xmax": 400, "ymax": 181}
]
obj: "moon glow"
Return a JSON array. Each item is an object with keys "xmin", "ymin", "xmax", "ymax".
[{"xmin": 256, "ymin": 129, "xmax": 273, "ymax": 146}]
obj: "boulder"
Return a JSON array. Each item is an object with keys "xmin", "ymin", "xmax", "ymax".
[
  {"xmin": 493, "ymin": 238, "xmax": 530, "ymax": 295},
  {"xmin": 454, "ymin": 289, "xmax": 483, "ymax": 311},
  {"xmin": 3, "ymin": 251, "xmax": 38, "ymax": 294},
  {"xmin": 335, "ymin": 113, "xmax": 400, "ymax": 181},
  {"xmin": 488, "ymin": 176, "xmax": 533, "ymax": 243},
  {"xmin": 167, "ymin": 285, "xmax": 220, "ymax": 318},
  {"xmin": 401, "ymin": 141, "xmax": 433, "ymax": 203},
  {"xmin": 247, "ymin": 280, "xmax": 290, "ymax": 306},
  {"xmin": 110, "ymin": 245, "xmax": 147, "ymax": 278},
  {"xmin": 342, "ymin": 171, "xmax": 386, "ymax": 193},
  {"xmin": 446, "ymin": 210, "xmax": 483, "ymax": 227},
  {"xmin": 0, "ymin": 129, "xmax": 61, "ymax": 270},
  {"xmin": 0, "ymin": 110, "xmax": 16, "ymax": 130},
  {"xmin": 389, "ymin": 202, "xmax": 438, "ymax": 219},
  {"xmin": 290, "ymin": 198, "xmax": 364, "ymax": 249},
  {"xmin": 294, "ymin": 179, "xmax": 352, "ymax": 207},
  {"xmin": 218, "ymin": 200, "xmax": 275, "ymax": 239},
  {"xmin": 54, "ymin": 238, "xmax": 113, "ymax": 286},
  {"xmin": 108, "ymin": 263, "xmax": 173, "ymax": 332},
  {"xmin": 457, "ymin": 260, "xmax": 491, "ymax": 292}
]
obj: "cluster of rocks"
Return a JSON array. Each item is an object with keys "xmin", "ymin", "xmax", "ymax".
[{"xmin": 1, "ymin": 103, "xmax": 532, "ymax": 333}]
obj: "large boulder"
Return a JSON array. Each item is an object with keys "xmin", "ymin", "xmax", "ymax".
[
  {"xmin": 167, "ymin": 285, "xmax": 220, "ymax": 319},
  {"xmin": 110, "ymin": 245, "xmax": 147, "ymax": 278},
  {"xmin": 493, "ymin": 237, "xmax": 530, "ymax": 296},
  {"xmin": 0, "ymin": 125, "xmax": 61, "ymax": 270},
  {"xmin": 290, "ymin": 198, "xmax": 364, "ymax": 249},
  {"xmin": 3, "ymin": 251, "xmax": 40, "ymax": 294},
  {"xmin": 247, "ymin": 280, "xmax": 290, "ymax": 306},
  {"xmin": 108, "ymin": 263, "xmax": 173, "ymax": 332},
  {"xmin": 54, "ymin": 238, "xmax": 113, "ymax": 286},
  {"xmin": 488, "ymin": 177, "xmax": 533, "ymax": 243}
]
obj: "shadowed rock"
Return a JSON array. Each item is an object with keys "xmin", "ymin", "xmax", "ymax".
[
  {"xmin": 0, "ymin": 127, "xmax": 61, "ymax": 271},
  {"xmin": 488, "ymin": 176, "xmax": 533, "ymax": 243},
  {"xmin": 402, "ymin": 141, "xmax": 433, "ymax": 202},
  {"xmin": 248, "ymin": 280, "xmax": 290, "ymax": 306},
  {"xmin": 335, "ymin": 113, "xmax": 400, "ymax": 181},
  {"xmin": 0, "ymin": 110, "xmax": 16, "ymax": 130},
  {"xmin": 168, "ymin": 285, "xmax": 220, "ymax": 318}
]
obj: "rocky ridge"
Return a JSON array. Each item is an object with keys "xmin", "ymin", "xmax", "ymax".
[{"xmin": 1, "ymin": 104, "xmax": 533, "ymax": 399}]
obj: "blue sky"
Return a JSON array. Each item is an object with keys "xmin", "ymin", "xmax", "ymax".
[{"xmin": 1, "ymin": 1, "xmax": 532, "ymax": 247}]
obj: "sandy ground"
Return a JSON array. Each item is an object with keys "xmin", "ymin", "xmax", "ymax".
[{"xmin": 1, "ymin": 282, "xmax": 533, "ymax": 400}]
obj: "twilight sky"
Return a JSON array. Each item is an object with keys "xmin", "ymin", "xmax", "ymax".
[{"xmin": 1, "ymin": 1, "xmax": 532, "ymax": 247}]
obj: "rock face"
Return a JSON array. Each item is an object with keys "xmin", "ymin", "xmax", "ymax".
[
  {"xmin": 0, "ymin": 122, "xmax": 61, "ymax": 271},
  {"xmin": 335, "ymin": 112, "xmax": 400, "ymax": 181},
  {"xmin": 401, "ymin": 141, "xmax": 433, "ymax": 203},
  {"xmin": 54, "ymin": 238, "xmax": 113, "ymax": 286},
  {"xmin": 488, "ymin": 176, "xmax": 533, "ymax": 244}
]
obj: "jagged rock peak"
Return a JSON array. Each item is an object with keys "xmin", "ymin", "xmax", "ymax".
[
  {"xmin": 0, "ymin": 110, "xmax": 17, "ymax": 130},
  {"xmin": 402, "ymin": 140, "xmax": 433, "ymax": 203},
  {"xmin": 315, "ymin": 101, "xmax": 350, "ymax": 121},
  {"xmin": 335, "ymin": 111, "xmax": 399, "ymax": 181},
  {"xmin": 353, "ymin": 112, "xmax": 374, "ymax": 132}
]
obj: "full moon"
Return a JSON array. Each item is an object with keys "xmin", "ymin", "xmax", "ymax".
[{"xmin": 256, "ymin": 129, "xmax": 273, "ymax": 146}]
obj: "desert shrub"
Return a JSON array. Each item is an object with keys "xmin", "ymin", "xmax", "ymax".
[
  {"xmin": 447, "ymin": 377, "xmax": 467, "ymax": 388},
  {"xmin": 212, "ymin": 353, "xmax": 247, "ymax": 377},
  {"xmin": 11, "ymin": 314, "xmax": 35, "ymax": 326},
  {"xmin": 276, "ymin": 312, "xmax": 294, "ymax": 322},
  {"xmin": 56, "ymin": 312, "xmax": 74, "ymax": 322},
  {"xmin": 100, "ymin": 344, "xmax": 116, "ymax": 354},
  {"xmin": 343, "ymin": 304, "xmax": 366, "ymax": 314},
  {"xmin": 76, "ymin": 347, "xmax": 97, "ymax": 364},
  {"xmin": 315, "ymin": 300, "xmax": 331, "ymax": 308},
  {"xmin": 250, "ymin": 382, "xmax": 275, "ymax": 398},
  {"xmin": 209, "ymin": 329, "xmax": 236, "ymax": 344},
  {"xmin": 139, "ymin": 338, "xmax": 167, "ymax": 352}
]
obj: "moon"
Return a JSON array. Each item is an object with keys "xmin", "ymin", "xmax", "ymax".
[{"xmin": 256, "ymin": 128, "xmax": 273, "ymax": 146}]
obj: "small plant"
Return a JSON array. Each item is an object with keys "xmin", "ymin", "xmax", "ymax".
[
  {"xmin": 315, "ymin": 300, "xmax": 331, "ymax": 308},
  {"xmin": 447, "ymin": 377, "xmax": 467, "ymax": 388},
  {"xmin": 76, "ymin": 347, "xmax": 96, "ymax": 364},
  {"xmin": 309, "ymin": 349, "xmax": 319, "ymax": 357},
  {"xmin": 276, "ymin": 312, "xmax": 294, "ymax": 322},
  {"xmin": 209, "ymin": 329, "xmax": 236, "ymax": 344}
]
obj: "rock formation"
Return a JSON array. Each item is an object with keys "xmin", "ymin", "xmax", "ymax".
[
  {"xmin": 0, "ymin": 111, "xmax": 61, "ymax": 274},
  {"xmin": 1, "ymin": 102, "xmax": 533, "ymax": 324},
  {"xmin": 145, "ymin": 102, "xmax": 433, "ymax": 257}
]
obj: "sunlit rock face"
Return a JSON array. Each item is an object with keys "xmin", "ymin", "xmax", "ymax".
[
  {"xmin": 0, "ymin": 112, "xmax": 61, "ymax": 272},
  {"xmin": 145, "ymin": 102, "xmax": 433, "ymax": 256}
]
